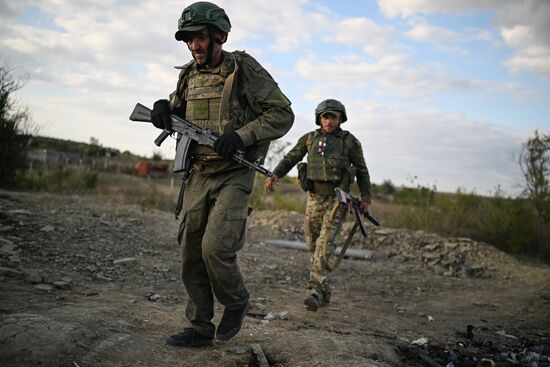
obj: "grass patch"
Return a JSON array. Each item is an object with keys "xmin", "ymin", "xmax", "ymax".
[{"xmin": 16, "ymin": 167, "xmax": 99, "ymax": 192}]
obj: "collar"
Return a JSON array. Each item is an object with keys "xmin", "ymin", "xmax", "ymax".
[
  {"xmin": 193, "ymin": 50, "xmax": 235, "ymax": 77},
  {"xmin": 316, "ymin": 127, "xmax": 344, "ymax": 137}
]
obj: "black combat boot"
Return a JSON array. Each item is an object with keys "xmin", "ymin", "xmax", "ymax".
[
  {"xmin": 166, "ymin": 328, "xmax": 213, "ymax": 347},
  {"xmin": 304, "ymin": 293, "xmax": 321, "ymax": 311},
  {"xmin": 216, "ymin": 301, "xmax": 250, "ymax": 341}
]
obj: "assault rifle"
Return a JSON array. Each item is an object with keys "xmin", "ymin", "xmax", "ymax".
[
  {"xmin": 335, "ymin": 188, "xmax": 380, "ymax": 237},
  {"xmin": 327, "ymin": 188, "xmax": 380, "ymax": 271},
  {"xmin": 129, "ymin": 103, "xmax": 273, "ymax": 177}
]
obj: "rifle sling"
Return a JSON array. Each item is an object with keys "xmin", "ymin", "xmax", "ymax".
[
  {"xmin": 218, "ymin": 53, "xmax": 238, "ymax": 133},
  {"xmin": 174, "ymin": 172, "xmax": 190, "ymax": 220},
  {"xmin": 325, "ymin": 220, "xmax": 359, "ymax": 272}
]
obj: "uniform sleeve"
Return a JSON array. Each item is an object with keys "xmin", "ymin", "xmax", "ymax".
[
  {"xmin": 272, "ymin": 134, "xmax": 309, "ymax": 178},
  {"xmin": 233, "ymin": 54, "xmax": 294, "ymax": 146},
  {"xmin": 349, "ymin": 135, "xmax": 372, "ymax": 203}
]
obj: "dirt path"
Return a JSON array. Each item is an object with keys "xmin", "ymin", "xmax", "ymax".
[{"xmin": 1, "ymin": 190, "xmax": 549, "ymax": 367}]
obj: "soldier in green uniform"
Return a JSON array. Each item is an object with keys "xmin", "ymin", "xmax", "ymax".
[
  {"xmin": 150, "ymin": 2, "xmax": 294, "ymax": 347},
  {"xmin": 264, "ymin": 99, "xmax": 371, "ymax": 311}
]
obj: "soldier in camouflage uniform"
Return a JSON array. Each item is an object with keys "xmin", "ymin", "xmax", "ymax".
[
  {"xmin": 150, "ymin": 2, "xmax": 294, "ymax": 347},
  {"xmin": 264, "ymin": 99, "xmax": 371, "ymax": 311}
]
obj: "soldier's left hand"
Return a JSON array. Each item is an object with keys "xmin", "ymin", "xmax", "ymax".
[
  {"xmin": 213, "ymin": 132, "xmax": 244, "ymax": 159},
  {"xmin": 360, "ymin": 201, "xmax": 369, "ymax": 214},
  {"xmin": 264, "ymin": 175, "xmax": 279, "ymax": 192}
]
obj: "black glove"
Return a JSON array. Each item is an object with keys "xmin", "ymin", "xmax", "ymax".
[
  {"xmin": 151, "ymin": 99, "xmax": 172, "ymax": 130},
  {"xmin": 213, "ymin": 132, "xmax": 244, "ymax": 159}
]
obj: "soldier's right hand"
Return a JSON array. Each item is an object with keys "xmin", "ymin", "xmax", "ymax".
[
  {"xmin": 151, "ymin": 99, "xmax": 172, "ymax": 130},
  {"xmin": 264, "ymin": 175, "xmax": 279, "ymax": 192}
]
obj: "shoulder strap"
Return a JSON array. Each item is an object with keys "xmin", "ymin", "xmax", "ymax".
[
  {"xmin": 305, "ymin": 131, "xmax": 317, "ymax": 155},
  {"xmin": 169, "ymin": 62, "xmax": 193, "ymax": 109},
  {"xmin": 219, "ymin": 53, "xmax": 239, "ymax": 133}
]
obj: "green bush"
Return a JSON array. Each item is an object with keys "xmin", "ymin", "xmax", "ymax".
[
  {"xmin": 16, "ymin": 167, "xmax": 99, "ymax": 192},
  {"xmin": 382, "ymin": 187, "xmax": 549, "ymax": 261}
]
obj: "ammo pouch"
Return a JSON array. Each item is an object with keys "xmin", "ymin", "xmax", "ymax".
[{"xmin": 297, "ymin": 162, "xmax": 313, "ymax": 192}]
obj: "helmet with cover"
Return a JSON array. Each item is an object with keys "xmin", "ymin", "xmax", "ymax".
[
  {"xmin": 175, "ymin": 2, "xmax": 231, "ymax": 41},
  {"xmin": 315, "ymin": 99, "xmax": 347, "ymax": 125}
]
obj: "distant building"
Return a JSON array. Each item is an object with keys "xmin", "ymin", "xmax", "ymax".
[{"xmin": 133, "ymin": 161, "xmax": 171, "ymax": 177}]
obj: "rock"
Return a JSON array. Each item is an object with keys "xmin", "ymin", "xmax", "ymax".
[
  {"xmin": 113, "ymin": 257, "xmax": 137, "ymax": 265},
  {"xmin": 0, "ymin": 313, "xmax": 98, "ymax": 363},
  {"xmin": 53, "ymin": 280, "xmax": 71, "ymax": 290},
  {"xmin": 411, "ymin": 337, "xmax": 429, "ymax": 346},
  {"xmin": 445, "ymin": 242, "xmax": 458, "ymax": 250},
  {"xmin": 0, "ymin": 237, "xmax": 14, "ymax": 246},
  {"xmin": 34, "ymin": 284, "xmax": 54, "ymax": 292},
  {"xmin": 40, "ymin": 225, "xmax": 55, "ymax": 232},
  {"xmin": 0, "ymin": 266, "xmax": 23, "ymax": 278},
  {"xmin": 146, "ymin": 293, "xmax": 161, "ymax": 302},
  {"xmin": 42, "ymin": 274, "xmax": 58, "ymax": 284},
  {"xmin": 264, "ymin": 312, "xmax": 274, "ymax": 321},
  {"xmin": 8, "ymin": 256, "xmax": 20, "ymax": 267},
  {"xmin": 83, "ymin": 289, "xmax": 99, "ymax": 296},
  {"xmin": 496, "ymin": 329, "xmax": 518, "ymax": 340},
  {"xmin": 9, "ymin": 209, "xmax": 33, "ymax": 215},
  {"xmin": 96, "ymin": 272, "xmax": 113, "ymax": 281},
  {"xmin": 20, "ymin": 268, "xmax": 43, "ymax": 283},
  {"xmin": 0, "ymin": 225, "xmax": 14, "ymax": 233}
]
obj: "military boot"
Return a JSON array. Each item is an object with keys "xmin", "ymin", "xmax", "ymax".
[
  {"xmin": 166, "ymin": 328, "xmax": 213, "ymax": 347},
  {"xmin": 304, "ymin": 290, "xmax": 322, "ymax": 311},
  {"xmin": 216, "ymin": 301, "xmax": 250, "ymax": 341}
]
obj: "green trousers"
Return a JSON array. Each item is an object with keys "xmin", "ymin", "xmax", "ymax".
[{"xmin": 177, "ymin": 168, "xmax": 254, "ymax": 337}]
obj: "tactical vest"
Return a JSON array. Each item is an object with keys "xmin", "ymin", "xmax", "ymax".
[
  {"xmin": 185, "ymin": 68, "xmax": 229, "ymax": 133},
  {"xmin": 306, "ymin": 130, "xmax": 350, "ymax": 182},
  {"xmin": 171, "ymin": 50, "xmax": 290, "ymax": 170},
  {"xmin": 184, "ymin": 62, "xmax": 234, "ymax": 160}
]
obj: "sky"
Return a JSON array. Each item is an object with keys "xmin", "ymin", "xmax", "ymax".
[{"xmin": 1, "ymin": 0, "xmax": 549, "ymax": 196}]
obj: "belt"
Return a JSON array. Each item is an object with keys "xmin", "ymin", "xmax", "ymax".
[{"xmin": 311, "ymin": 181, "xmax": 338, "ymax": 195}]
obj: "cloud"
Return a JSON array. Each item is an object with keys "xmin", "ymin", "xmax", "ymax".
[
  {"xmin": 321, "ymin": 17, "xmax": 399, "ymax": 57},
  {"xmin": 345, "ymin": 101, "xmax": 524, "ymax": 194},
  {"xmin": 223, "ymin": 0, "xmax": 327, "ymax": 52},
  {"xmin": 294, "ymin": 54, "xmax": 541, "ymax": 101},
  {"xmin": 378, "ymin": 0, "xmax": 550, "ymax": 78},
  {"xmin": 377, "ymin": 0, "xmax": 516, "ymax": 18},
  {"xmin": 404, "ymin": 23, "xmax": 462, "ymax": 43},
  {"xmin": 496, "ymin": 1, "xmax": 550, "ymax": 77}
]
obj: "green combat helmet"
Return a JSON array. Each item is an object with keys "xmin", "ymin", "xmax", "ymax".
[
  {"xmin": 314, "ymin": 99, "xmax": 348, "ymax": 125},
  {"xmin": 175, "ymin": 1, "xmax": 231, "ymax": 41}
]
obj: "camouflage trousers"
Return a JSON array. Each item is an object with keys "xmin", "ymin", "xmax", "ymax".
[
  {"xmin": 303, "ymin": 192, "xmax": 347, "ymax": 304},
  {"xmin": 177, "ymin": 167, "xmax": 254, "ymax": 338}
]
